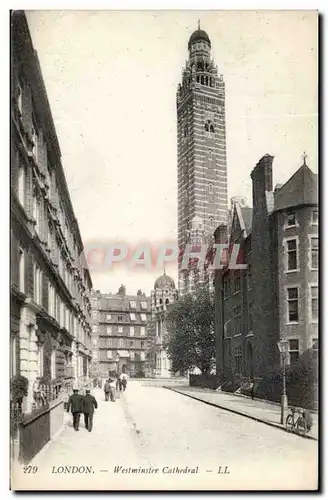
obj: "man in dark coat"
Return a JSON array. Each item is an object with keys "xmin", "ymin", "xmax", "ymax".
[
  {"xmin": 82, "ymin": 390, "xmax": 98, "ymax": 432},
  {"xmin": 67, "ymin": 389, "xmax": 83, "ymax": 431}
]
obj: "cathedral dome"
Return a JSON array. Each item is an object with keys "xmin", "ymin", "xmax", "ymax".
[
  {"xmin": 154, "ymin": 273, "xmax": 175, "ymax": 290},
  {"xmin": 188, "ymin": 29, "xmax": 211, "ymax": 49}
]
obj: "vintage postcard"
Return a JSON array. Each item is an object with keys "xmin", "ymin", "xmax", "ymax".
[{"xmin": 10, "ymin": 9, "xmax": 318, "ymax": 491}]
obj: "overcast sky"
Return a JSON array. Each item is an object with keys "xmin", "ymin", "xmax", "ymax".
[{"xmin": 26, "ymin": 10, "xmax": 317, "ymax": 295}]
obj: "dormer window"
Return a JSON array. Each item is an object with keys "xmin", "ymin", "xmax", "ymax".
[{"xmin": 286, "ymin": 212, "xmax": 296, "ymax": 227}]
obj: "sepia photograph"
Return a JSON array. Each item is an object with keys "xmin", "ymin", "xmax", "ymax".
[{"xmin": 10, "ymin": 8, "xmax": 319, "ymax": 491}]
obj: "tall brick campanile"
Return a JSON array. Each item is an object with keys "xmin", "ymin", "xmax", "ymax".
[{"xmin": 177, "ymin": 25, "xmax": 228, "ymax": 295}]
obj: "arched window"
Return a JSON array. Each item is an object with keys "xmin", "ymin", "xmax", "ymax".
[
  {"xmin": 184, "ymin": 124, "xmax": 188, "ymax": 137},
  {"xmin": 209, "ymin": 216, "xmax": 214, "ymax": 227},
  {"xmin": 208, "ymin": 183, "xmax": 213, "ymax": 194},
  {"xmin": 209, "ymin": 150, "xmax": 213, "ymax": 160},
  {"xmin": 165, "ymin": 298, "xmax": 170, "ymax": 305},
  {"xmin": 205, "ymin": 120, "xmax": 215, "ymax": 134}
]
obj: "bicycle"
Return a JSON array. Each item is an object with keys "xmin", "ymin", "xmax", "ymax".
[{"xmin": 285, "ymin": 407, "xmax": 311, "ymax": 436}]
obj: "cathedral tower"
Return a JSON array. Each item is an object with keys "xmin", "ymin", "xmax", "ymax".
[{"xmin": 177, "ymin": 25, "xmax": 228, "ymax": 294}]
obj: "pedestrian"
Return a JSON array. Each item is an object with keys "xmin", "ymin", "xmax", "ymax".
[
  {"xmin": 67, "ymin": 388, "xmax": 83, "ymax": 431},
  {"xmin": 104, "ymin": 380, "xmax": 110, "ymax": 401},
  {"xmin": 116, "ymin": 373, "xmax": 123, "ymax": 392},
  {"xmin": 82, "ymin": 389, "xmax": 98, "ymax": 432},
  {"xmin": 108, "ymin": 376, "xmax": 116, "ymax": 402},
  {"xmin": 121, "ymin": 373, "xmax": 128, "ymax": 392}
]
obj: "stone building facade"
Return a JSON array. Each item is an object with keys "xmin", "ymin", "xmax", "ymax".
[
  {"xmin": 11, "ymin": 11, "xmax": 93, "ymax": 411},
  {"xmin": 177, "ymin": 26, "xmax": 228, "ymax": 295},
  {"xmin": 90, "ymin": 287, "xmax": 151, "ymax": 378},
  {"xmin": 148, "ymin": 273, "xmax": 178, "ymax": 378},
  {"xmin": 215, "ymin": 154, "xmax": 318, "ymax": 380}
]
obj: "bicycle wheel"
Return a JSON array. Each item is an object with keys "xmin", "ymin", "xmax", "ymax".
[
  {"xmin": 296, "ymin": 417, "xmax": 307, "ymax": 436},
  {"xmin": 286, "ymin": 414, "xmax": 294, "ymax": 432}
]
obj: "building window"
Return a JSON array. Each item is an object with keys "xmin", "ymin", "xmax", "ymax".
[
  {"xmin": 311, "ymin": 286, "xmax": 318, "ymax": 322},
  {"xmin": 107, "ymin": 350, "xmax": 112, "ymax": 359},
  {"xmin": 140, "ymin": 351, "xmax": 145, "ymax": 361},
  {"xmin": 130, "ymin": 313, "xmax": 136, "ymax": 321},
  {"xmin": 234, "ymin": 271, "xmax": 241, "ymax": 293},
  {"xmin": 209, "ymin": 217, "xmax": 214, "ymax": 227},
  {"xmin": 107, "ymin": 326, "xmax": 112, "ymax": 335},
  {"xmin": 208, "ymin": 150, "xmax": 213, "ymax": 160},
  {"xmin": 31, "ymin": 118, "xmax": 39, "ymax": 161},
  {"xmin": 118, "ymin": 339, "xmax": 123, "ymax": 348},
  {"xmin": 140, "ymin": 314, "xmax": 147, "ymax": 322},
  {"xmin": 140, "ymin": 326, "xmax": 146, "ymax": 336},
  {"xmin": 129, "ymin": 301, "xmax": 136, "ymax": 309},
  {"xmin": 204, "ymin": 120, "xmax": 215, "ymax": 133},
  {"xmin": 129, "ymin": 340, "xmax": 134, "ymax": 347},
  {"xmin": 286, "ymin": 212, "xmax": 296, "ymax": 227},
  {"xmin": 248, "ymin": 302, "xmax": 253, "ymax": 332},
  {"xmin": 140, "ymin": 301, "xmax": 148, "ymax": 310},
  {"xmin": 33, "ymin": 264, "xmax": 42, "ymax": 304},
  {"xmin": 51, "ymin": 350, "xmax": 56, "ymax": 379},
  {"xmin": 107, "ymin": 338, "xmax": 112, "ymax": 348},
  {"xmin": 223, "ymin": 277, "xmax": 230, "ymax": 298},
  {"xmin": 19, "ymin": 247, "xmax": 25, "ymax": 293},
  {"xmin": 233, "ymin": 305, "xmax": 242, "ymax": 335},
  {"xmin": 10, "ymin": 337, "xmax": 17, "ymax": 378},
  {"xmin": 18, "ymin": 163, "xmax": 25, "ymax": 207},
  {"xmin": 106, "ymin": 314, "xmax": 111, "ymax": 321},
  {"xmin": 92, "ymin": 338, "xmax": 97, "ymax": 347},
  {"xmin": 17, "ymin": 81, "xmax": 23, "ymax": 114},
  {"xmin": 130, "ymin": 351, "xmax": 135, "ymax": 360},
  {"xmin": 234, "ymin": 347, "xmax": 242, "ymax": 374},
  {"xmin": 141, "ymin": 341, "xmax": 145, "ymax": 348},
  {"xmin": 312, "ymin": 210, "xmax": 318, "ymax": 225},
  {"xmin": 310, "ymin": 237, "xmax": 319, "ymax": 269},
  {"xmin": 208, "ymin": 183, "xmax": 213, "ymax": 195},
  {"xmin": 287, "ymin": 287, "xmax": 299, "ymax": 323},
  {"xmin": 91, "ymin": 311, "xmax": 98, "ymax": 320},
  {"xmin": 118, "ymin": 326, "xmax": 123, "ymax": 334},
  {"xmin": 130, "ymin": 326, "xmax": 135, "ymax": 336},
  {"xmin": 288, "ymin": 339, "xmax": 299, "ymax": 364},
  {"xmin": 117, "ymin": 315, "xmax": 123, "ymax": 322},
  {"xmin": 184, "ymin": 124, "xmax": 188, "ymax": 137},
  {"xmin": 247, "ymin": 264, "xmax": 252, "ymax": 290},
  {"xmin": 37, "ymin": 343, "xmax": 44, "ymax": 378},
  {"xmin": 286, "ymin": 238, "xmax": 298, "ymax": 271}
]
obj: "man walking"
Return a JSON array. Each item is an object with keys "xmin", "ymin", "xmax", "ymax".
[
  {"xmin": 104, "ymin": 380, "xmax": 110, "ymax": 401},
  {"xmin": 82, "ymin": 389, "xmax": 98, "ymax": 432},
  {"xmin": 67, "ymin": 388, "xmax": 83, "ymax": 431}
]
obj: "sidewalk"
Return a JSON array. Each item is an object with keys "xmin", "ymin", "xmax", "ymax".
[
  {"xmin": 164, "ymin": 385, "xmax": 318, "ymax": 441},
  {"xmin": 12, "ymin": 388, "xmax": 149, "ymax": 490}
]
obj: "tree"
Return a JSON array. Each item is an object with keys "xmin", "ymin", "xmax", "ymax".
[{"xmin": 165, "ymin": 287, "xmax": 216, "ymax": 374}]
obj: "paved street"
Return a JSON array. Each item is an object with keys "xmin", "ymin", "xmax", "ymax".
[{"xmin": 13, "ymin": 381, "xmax": 318, "ymax": 491}]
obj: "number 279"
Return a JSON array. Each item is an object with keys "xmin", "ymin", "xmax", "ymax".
[{"xmin": 23, "ymin": 466, "xmax": 38, "ymax": 474}]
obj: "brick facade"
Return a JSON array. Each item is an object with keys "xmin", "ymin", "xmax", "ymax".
[
  {"xmin": 177, "ymin": 27, "xmax": 228, "ymax": 295},
  {"xmin": 215, "ymin": 154, "xmax": 318, "ymax": 381}
]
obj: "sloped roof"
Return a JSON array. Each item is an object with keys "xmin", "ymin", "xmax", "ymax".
[{"xmin": 274, "ymin": 163, "xmax": 318, "ymax": 212}]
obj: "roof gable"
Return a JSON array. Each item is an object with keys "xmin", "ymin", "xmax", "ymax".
[{"xmin": 274, "ymin": 164, "xmax": 318, "ymax": 212}]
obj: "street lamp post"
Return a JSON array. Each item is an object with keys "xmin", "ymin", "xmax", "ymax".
[
  {"xmin": 116, "ymin": 354, "xmax": 120, "ymax": 375},
  {"xmin": 277, "ymin": 339, "xmax": 289, "ymax": 425}
]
